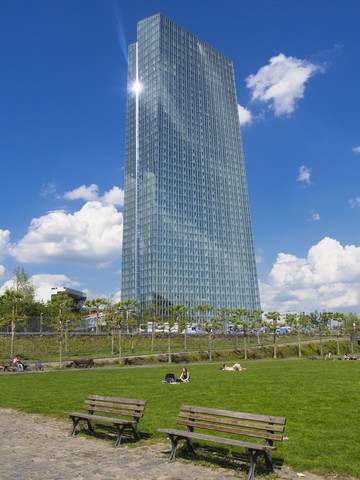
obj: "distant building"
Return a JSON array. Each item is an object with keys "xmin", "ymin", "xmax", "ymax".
[
  {"xmin": 50, "ymin": 287, "xmax": 86, "ymax": 312},
  {"xmin": 121, "ymin": 13, "xmax": 261, "ymax": 313}
]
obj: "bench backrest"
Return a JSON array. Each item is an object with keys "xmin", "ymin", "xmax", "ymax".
[
  {"xmin": 84, "ymin": 395, "xmax": 147, "ymax": 421},
  {"xmin": 178, "ymin": 405, "xmax": 286, "ymax": 443}
]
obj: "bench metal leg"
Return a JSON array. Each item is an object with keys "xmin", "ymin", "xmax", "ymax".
[
  {"xmin": 168, "ymin": 434, "xmax": 180, "ymax": 462},
  {"xmin": 245, "ymin": 448, "xmax": 262, "ymax": 480},
  {"xmin": 131, "ymin": 423, "xmax": 140, "ymax": 442},
  {"xmin": 167, "ymin": 435, "xmax": 196, "ymax": 462},
  {"xmin": 69, "ymin": 417, "xmax": 93, "ymax": 436},
  {"xmin": 114, "ymin": 425, "xmax": 125, "ymax": 447}
]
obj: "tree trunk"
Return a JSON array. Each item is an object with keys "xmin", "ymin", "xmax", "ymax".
[
  {"xmin": 243, "ymin": 334, "xmax": 248, "ymax": 360},
  {"xmin": 273, "ymin": 331, "xmax": 277, "ymax": 359},
  {"xmin": 111, "ymin": 330, "xmax": 115, "ymax": 355},
  {"xmin": 118, "ymin": 329, "xmax": 122, "ymax": 364},
  {"xmin": 10, "ymin": 320, "xmax": 15, "ymax": 360},
  {"xmin": 168, "ymin": 334, "xmax": 171, "ymax": 363},
  {"xmin": 298, "ymin": 333, "xmax": 302, "ymax": 357},
  {"xmin": 59, "ymin": 332, "xmax": 63, "ymax": 368},
  {"xmin": 151, "ymin": 323, "xmax": 155, "ymax": 352}
]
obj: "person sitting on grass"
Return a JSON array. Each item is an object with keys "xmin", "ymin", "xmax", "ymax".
[
  {"xmin": 177, "ymin": 367, "xmax": 190, "ymax": 382},
  {"xmin": 221, "ymin": 363, "xmax": 246, "ymax": 371},
  {"xmin": 162, "ymin": 371, "xmax": 176, "ymax": 383}
]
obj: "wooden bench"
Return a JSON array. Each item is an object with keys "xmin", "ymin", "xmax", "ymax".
[
  {"xmin": 65, "ymin": 394, "xmax": 147, "ymax": 447},
  {"xmin": 158, "ymin": 405, "xmax": 286, "ymax": 480},
  {"xmin": 68, "ymin": 359, "xmax": 95, "ymax": 368}
]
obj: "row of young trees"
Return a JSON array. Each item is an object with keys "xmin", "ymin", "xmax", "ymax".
[{"xmin": 1, "ymin": 268, "xmax": 359, "ymax": 366}]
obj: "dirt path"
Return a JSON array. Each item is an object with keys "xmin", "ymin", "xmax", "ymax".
[{"xmin": 0, "ymin": 408, "xmax": 346, "ymax": 480}]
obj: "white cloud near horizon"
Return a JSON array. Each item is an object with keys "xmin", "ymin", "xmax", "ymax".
[
  {"xmin": 238, "ymin": 104, "xmax": 252, "ymax": 125},
  {"xmin": 352, "ymin": 146, "xmax": 360, "ymax": 154},
  {"xmin": 246, "ymin": 53, "xmax": 320, "ymax": 116},
  {"xmin": 260, "ymin": 237, "xmax": 360, "ymax": 312},
  {"xmin": 10, "ymin": 200, "xmax": 123, "ymax": 268},
  {"xmin": 32, "ymin": 274, "xmax": 82, "ymax": 302},
  {"xmin": 298, "ymin": 165, "xmax": 311, "ymax": 184}
]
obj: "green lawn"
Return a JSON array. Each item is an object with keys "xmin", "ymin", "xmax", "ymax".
[{"xmin": 0, "ymin": 359, "xmax": 358, "ymax": 477}]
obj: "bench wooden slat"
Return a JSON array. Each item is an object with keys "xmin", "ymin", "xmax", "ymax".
[
  {"xmin": 83, "ymin": 405, "xmax": 144, "ymax": 418},
  {"xmin": 177, "ymin": 419, "xmax": 284, "ymax": 442},
  {"xmin": 84, "ymin": 399, "xmax": 146, "ymax": 411},
  {"xmin": 178, "ymin": 411, "xmax": 286, "ymax": 433},
  {"xmin": 181, "ymin": 404, "xmax": 286, "ymax": 425},
  {"xmin": 65, "ymin": 412, "xmax": 137, "ymax": 425},
  {"xmin": 87, "ymin": 395, "xmax": 147, "ymax": 405},
  {"xmin": 158, "ymin": 428, "xmax": 275, "ymax": 452}
]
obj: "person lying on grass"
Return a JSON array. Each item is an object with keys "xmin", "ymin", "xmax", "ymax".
[{"xmin": 221, "ymin": 363, "xmax": 246, "ymax": 371}]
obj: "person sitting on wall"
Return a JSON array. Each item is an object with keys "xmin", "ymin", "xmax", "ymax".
[
  {"xmin": 221, "ymin": 363, "xmax": 246, "ymax": 371},
  {"xmin": 13, "ymin": 355, "xmax": 26, "ymax": 371}
]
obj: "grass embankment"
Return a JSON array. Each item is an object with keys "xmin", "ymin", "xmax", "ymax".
[
  {"xmin": 0, "ymin": 333, "xmax": 355, "ymax": 364},
  {"xmin": 0, "ymin": 359, "xmax": 359, "ymax": 477}
]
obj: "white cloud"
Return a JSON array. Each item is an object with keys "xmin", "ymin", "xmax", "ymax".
[
  {"xmin": 0, "ymin": 229, "xmax": 11, "ymax": 261},
  {"xmin": 349, "ymin": 197, "xmax": 360, "ymax": 208},
  {"xmin": 0, "ymin": 265, "xmax": 5, "ymax": 278},
  {"xmin": 101, "ymin": 186, "xmax": 124, "ymax": 206},
  {"xmin": 238, "ymin": 104, "xmax": 252, "ymax": 125},
  {"xmin": 64, "ymin": 184, "xmax": 124, "ymax": 207},
  {"xmin": 298, "ymin": 165, "xmax": 311, "ymax": 184},
  {"xmin": 10, "ymin": 201, "xmax": 123, "ymax": 268},
  {"xmin": 31, "ymin": 274, "xmax": 82, "ymax": 302},
  {"xmin": 64, "ymin": 184, "xmax": 99, "ymax": 201},
  {"xmin": 260, "ymin": 237, "xmax": 360, "ymax": 312},
  {"xmin": 246, "ymin": 53, "xmax": 320, "ymax": 116},
  {"xmin": 352, "ymin": 146, "xmax": 360, "ymax": 154},
  {"xmin": 308, "ymin": 211, "xmax": 320, "ymax": 222}
]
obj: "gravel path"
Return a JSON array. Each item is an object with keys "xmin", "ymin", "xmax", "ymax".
[{"xmin": 0, "ymin": 408, "xmax": 341, "ymax": 480}]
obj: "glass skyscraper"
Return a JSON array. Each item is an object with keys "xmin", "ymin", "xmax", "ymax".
[{"xmin": 121, "ymin": 13, "xmax": 261, "ymax": 313}]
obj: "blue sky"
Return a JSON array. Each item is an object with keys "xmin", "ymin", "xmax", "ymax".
[{"xmin": 1, "ymin": 0, "xmax": 360, "ymax": 313}]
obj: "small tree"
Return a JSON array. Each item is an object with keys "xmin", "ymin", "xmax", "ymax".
[
  {"xmin": 167, "ymin": 304, "xmax": 189, "ymax": 361},
  {"xmin": 194, "ymin": 304, "xmax": 213, "ymax": 327},
  {"xmin": 11, "ymin": 266, "xmax": 35, "ymax": 299},
  {"xmin": 216, "ymin": 307, "xmax": 231, "ymax": 333},
  {"xmin": 231, "ymin": 308, "xmax": 249, "ymax": 357},
  {"xmin": 248, "ymin": 309, "xmax": 264, "ymax": 345},
  {"xmin": 310, "ymin": 310, "xmax": 332, "ymax": 357},
  {"xmin": 265, "ymin": 311, "xmax": 281, "ymax": 359},
  {"xmin": 84, "ymin": 297, "xmax": 108, "ymax": 334},
  {"xmin": 0, "ymin": 290, "xmax": 28, "ymax": 360},
  {"xmin": 105, "ymin": 301, "xmax": 130, "ymax": 365},
  {"xmin": 46, "ymin": 294, "xmax": 78, "ymax": 368},
  {"xmin": 331, "ymin": 312, "xmax": 345, "ymax": 355},
  {"xmin": 285, "ymin": 312, "xmax": 302, "ymax": 357},
  {"xmin": 143, "ymin": 303, "xmax": 162, "ymax": 352}
]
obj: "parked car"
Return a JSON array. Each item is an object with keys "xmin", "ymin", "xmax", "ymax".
[{"xmin": 277, "ymin": 326, "xmax": 292, "ymax": 335}]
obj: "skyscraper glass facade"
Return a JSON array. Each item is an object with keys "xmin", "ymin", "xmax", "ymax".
[{"xmin": 121, "ymin": 14, "xmax": 261, "ymax": 313}]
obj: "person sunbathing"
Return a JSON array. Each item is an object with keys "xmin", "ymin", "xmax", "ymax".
[{"xmin": 221, "ymin": 363, "xmax": 246, "ymax": 371}]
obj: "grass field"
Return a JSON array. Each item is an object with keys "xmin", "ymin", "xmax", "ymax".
[{"xmin": 0, "ymin": 359, "xmax": 358, "ymax": 477}]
